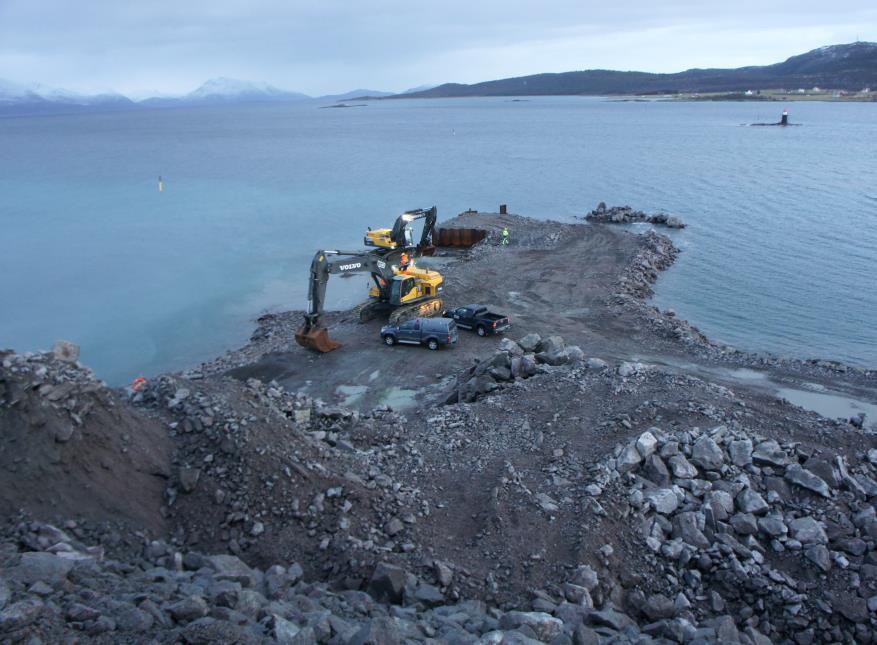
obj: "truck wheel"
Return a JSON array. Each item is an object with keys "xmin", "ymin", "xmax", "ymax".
[
  {"xmin": 476, "ymin": 326, "xmax": 487, "ymax": 337},
  {"xmin": 427, "ymin": 339, "xmax": 439, "ymax": 351},
  {"xmin": 384, "ymin": 335, "xmax": 396, "ymax": 346}
]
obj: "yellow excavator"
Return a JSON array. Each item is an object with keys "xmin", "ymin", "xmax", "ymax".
[
  {"xmin": 295, "ymin": 248, "xmax": 444, "ymax": 352},
  {"xmin": 364, "ymin": 206, "xmax": 437, "ymax": 254}
]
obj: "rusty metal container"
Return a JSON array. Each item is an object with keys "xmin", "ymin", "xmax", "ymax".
[{"xmin": 433, "ymin": 227, "xmax": 487, "ymax": 247}]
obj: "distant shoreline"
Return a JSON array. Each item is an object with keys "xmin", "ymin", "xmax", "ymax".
[{"xmin": 667, "ymin": 90, "xmax": 876, "ymax": 103}]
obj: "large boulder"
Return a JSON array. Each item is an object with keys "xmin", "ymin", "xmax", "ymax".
[
  {"xmin": 668, "ymin": 455, "xmax": 698, "ymax": 479},
  {"xmin": 207, "ymin": 555, "xmax": 259, "ymax": 588},
  {"xmin": 519, "ymin": 355, "xmax": 538, "ymax": 378},
  {"xmin": 643, "ymin": 454, "xmax": 671, "ymax": 487},
  {"xmin": 641, "ymin": 594, "xmax": 676, "ymax": 620},
  {"xmin": 9, "ymin": 552, "xmax": 74, "ymax": 586},
  {"xmin": 691, "ymin": 436, "xmax": 724, "ymax": 471},
  {"xmin": 168, "ymin": 595, "xmax": 209, "ymax": 623},
  {"xmin": 752, "ymin": 440, "xmax": 790, "ymax": 468},
  {"xmin": 618, "ymin": 362, "xmax": 638, "ymax": 377},
  {"xmin": 789, "ymin": 517, "xmax": 828, "ymax": 545},
  {"xmin": 367, "ymin": 562, "xmax": 408, "ymax": 604},
  {"xmin": 616, "ymin": 444, "xmax": 643, "ymax": 473},
  {"xmin": 673, "ymin": 511, "xmax": 710, "ymax": 549},
  {"xmin": 536, "ymin": 335, "xmax": 565, "ymax": 355},
  {"xmin": 535, "ymin": 350, "xmax": 568, "ymax": 366},
  {"xmin": 784, "ymin": 464, "xmax": 831, "ymax": 498},
  {"xmin": 499, "ymin": 611, "xmax": 563, "ymax": 642},
  {"xmin": 518, "ymin": 333, "xmax": 542, "ymax": 353},
  {"xmin": 571, "ymin": 565, "xmax": 599, "ymax": 591},
  {"xmin": 728, "ymin": 439, "xmax": 753, "ymax": 467},
  {"xmin": 646, "ymin": 488, "xmax": 679, "ymax": 515},
  {"xmin": 498, "ymin": 337, "xmax": 524, "ymax": 357},
  {"xmin": 635, "ymin": 431, "xmax": 658, "ymax": 458},
  {"xmin": 735, "ymin": 488, "xmax": 769, "ymax": 515}
]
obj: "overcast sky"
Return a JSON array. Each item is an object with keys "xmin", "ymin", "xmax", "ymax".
[{"xmin": 0, "ymin": 0, "xmax": 874, "ymax": 97}]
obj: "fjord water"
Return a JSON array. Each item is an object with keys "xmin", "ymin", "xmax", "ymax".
[{"xmin": 1, "ymin": 97, "xmax": 876, "ymax": 383}]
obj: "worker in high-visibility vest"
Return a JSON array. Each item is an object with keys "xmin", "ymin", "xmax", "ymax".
[
  {"xmin": 400, "ymin": 252, "xmax": 410, "ymax": 271},
  {"xmin": 501, "ymin": 227, "xmax": 510, "ymax": 246}
]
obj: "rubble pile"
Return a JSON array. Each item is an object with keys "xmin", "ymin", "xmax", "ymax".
[
  {"xmin": 585, "ymin": 203, "xmax": 686, "ymax": 229},
  {"xmin": 444, "ymin": 334, "xmax": 584, "ymax": 404},
  {"xmin": 0, "ymin": 515, "xmax": 813, "ymax": 644},
  {"xmin": 587, "ymin": 423, "xmax": 877, "ymax": 642},
  {"xmin": 1, "ymin": 343, "xmax": 107, "ymax": 430},
  {"xmin": 2, "ymin": 520, "xmax": 568, "ymax": 643}
]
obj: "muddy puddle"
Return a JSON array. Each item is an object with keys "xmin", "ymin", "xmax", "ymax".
[
  {"xmin": 334, "ymin": 383, "xmax": 419, "ymax": 410},
  {"xmin": 379, "ymin": 386, "xmax": 418, "ymax": 410},
  {"xmin": 775, "ymin": 387, "xmax": 877, "ymax": 430},
  {"xmin": 640, "ymin": 356, "xmax": 877, "ymax": 431}
]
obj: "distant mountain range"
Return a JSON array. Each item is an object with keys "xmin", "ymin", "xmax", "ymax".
[
  {"xmin": 3, "ymin": 43, "xmax": 875, "ymax": 116},
  {"xmin": 0, "ymin": 77, "xmax": 398, "ymax": 116},
  {"xmin": 0, "ymin": 78, "xmax": 136, "ymax": 115},
  {"xmin": 137, "ymin": 78, "xmax": 311, "ymax": 107},
  {"xmin": 404, "ymin": 42, "xmax": 877, "ymax": 98}
]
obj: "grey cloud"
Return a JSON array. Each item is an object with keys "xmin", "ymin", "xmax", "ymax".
[{"xmin": 0, "ymin": 0, "xmax": 874, "ymax": 95}]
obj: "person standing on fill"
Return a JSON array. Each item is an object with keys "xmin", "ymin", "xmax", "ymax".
[{"xmin": 501, "ymin": 227, "xmax": 510, "ymax": 246}]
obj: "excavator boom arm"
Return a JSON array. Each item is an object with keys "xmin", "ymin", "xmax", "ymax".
[
  {"xmin": 297, "ymin": 249, "xmax": 399, "ymax": 352},
  {"xmin": 388, "ymin": 206, "xmax": 438, "ymax": 251},
  {"xmin": 305, "ymin": 250, "xmax": 394, "ymax": 325}
]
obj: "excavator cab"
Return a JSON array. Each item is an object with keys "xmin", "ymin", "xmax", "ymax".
[{"xmin": 390, "ymin": 276, "xmax": 417, "ymax": 303}]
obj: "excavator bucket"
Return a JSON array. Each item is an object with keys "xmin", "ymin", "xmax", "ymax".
[{"xmin": 294, "ymin": 326, "xmax": 342, "ymax": 353}]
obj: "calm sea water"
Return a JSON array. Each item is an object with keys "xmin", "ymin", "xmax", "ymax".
[{"xmin": 1, "ymin": 97, "xmax": 876, "ymax": 383}]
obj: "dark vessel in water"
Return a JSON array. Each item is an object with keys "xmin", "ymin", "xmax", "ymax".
[{"xmin": 751, "ymin": 108, "xmax": 800, "ymax": 126}]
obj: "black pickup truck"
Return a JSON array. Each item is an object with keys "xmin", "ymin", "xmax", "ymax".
[{"xmin": 443, "ymin": 304, "xmax": 510, "ymax": 336}]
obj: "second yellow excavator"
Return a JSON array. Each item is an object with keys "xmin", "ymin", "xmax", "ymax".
[{"xmin": 364, "ymin": 206, "xmax": 437, "ymax": 253}]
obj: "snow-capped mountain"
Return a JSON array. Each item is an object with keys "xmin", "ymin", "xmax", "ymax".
[
  {"xmin": 0, "ymin": 77, "xmax": 311, "ymax": 115},
  {"xmin": 140, "ymin": 78, "xmax": 310, "ymax": 107},
  {"xmin": 0, "ymin": 79, "xmax": 134, "ymax": 114}
]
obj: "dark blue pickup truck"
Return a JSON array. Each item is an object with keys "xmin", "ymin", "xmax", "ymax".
[
  {"xmin": 380, "ymin": 317, "xmax": 458, "ymax": 350},
  {"xmin": 443, "ymin": 304, "xmax": 510, "ymax": 336}
]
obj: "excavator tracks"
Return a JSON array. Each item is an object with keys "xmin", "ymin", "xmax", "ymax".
[
  {"xmin": 388, "ymin": 298, "xmax": 444, "ymax": 325},
  {"xmin": 351, "ymin": 298, "xmax": 444, "ymax": 325},
  {"xmin": 352, "ymin": 300, "xmax": 387, "ymax": 323}
]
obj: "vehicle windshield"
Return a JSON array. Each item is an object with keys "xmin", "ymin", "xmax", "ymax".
[{"xmin": 390, "ymin": 278, "xmax": 415, "ymax": 302}]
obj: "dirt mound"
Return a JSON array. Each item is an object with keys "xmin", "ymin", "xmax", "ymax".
[
  {"xmin": 130, "ymin": 372, "xmax": 429, "ymax": 586},
  {"xmin": 0, "ymin": 350, "xmax": 170, "ymax": 532}
]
